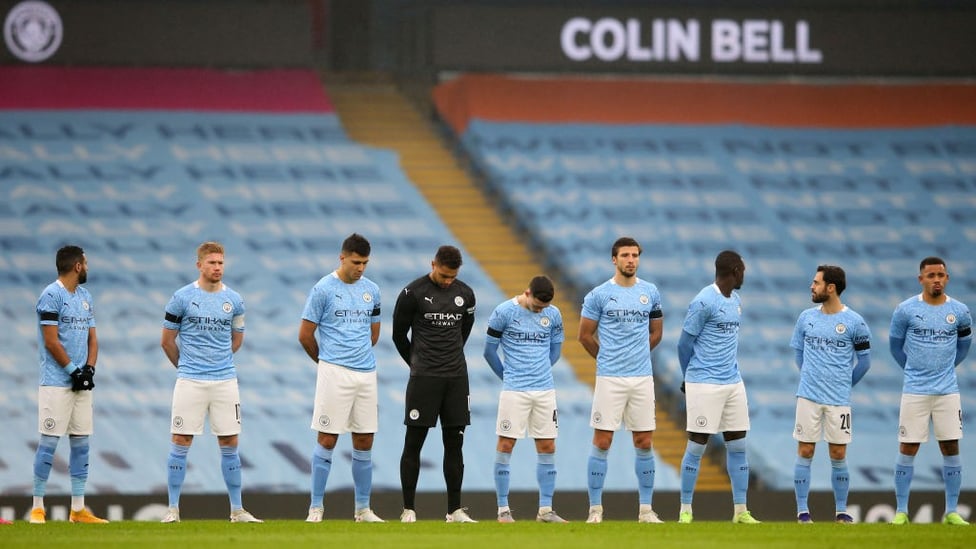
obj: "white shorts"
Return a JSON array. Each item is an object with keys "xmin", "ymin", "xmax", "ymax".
[
  {"xmin": 898, "ymin": 393, "xmax": 963, "ymax": 443},
  {"xmin": 793, "ymin": 397, "xmax": 852, "ymax": 445},
  {"xmin": 37, "ymin": 386, "xmax": 93, "ymax": 436},
  {"xmin": 496, "ymin": 389, "xmax": 558, "ymax": 439},
  {"xmin": 310, "ymin": 361, "xmax": 378, "ymax": 435},
  {"xmin": 685, "ymin": 381, "xmax": 751, "ymax": 434},
  {"xmin": 171, "ymin": 378, "xmax": 241, "ymax": 436},
  {"xmin": 590, "ymin": 375, "xmax": 656, "ymax": 432}
]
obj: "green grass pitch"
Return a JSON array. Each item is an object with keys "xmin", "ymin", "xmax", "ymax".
[{"xmin": 1, "ymin": 520, "xmax": 973, "ymax": 549}]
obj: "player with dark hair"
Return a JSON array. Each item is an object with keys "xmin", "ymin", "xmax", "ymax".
[
  {"xmin": 484, "ymin": 275, "xmax": 567, "ymax": 523},
  {"xmin": 30, "ymin": 245, "xmax": 107, "ymax": 524},
  {"xmin": 677, "ymin": 250, "xmax": 760, "ymax": 524},
  {"xmin": 790, "ymin": 265, "xmax": 872, "ymax": 524},
  {"xmin": 393, "ymin": 245, "xmax": 477, "ymax": 523},
  {"xmin": 300, "ymin": 233, "xmax": 384, "ymax": 523},
  {"xmin": 579, "ymin": 237, "xmax": 664, "ymax": 524},
  {"xmin": 160, "ymin": 242, "xmax": 261, "ymax": 523},
  {"xmin": 890, "ymin": 256, "xmax": 972, "ymax": 526}
]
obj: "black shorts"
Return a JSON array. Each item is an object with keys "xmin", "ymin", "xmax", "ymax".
[{"xmin": 404, "ymin": 375, "xmax": 470, "ymax": 428}]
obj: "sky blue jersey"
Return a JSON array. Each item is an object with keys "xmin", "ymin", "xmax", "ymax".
[
  {"xmin": 581, "ymin": 278, "xmax": 662, "ymax": 377},
  {"xmin": 890, "ymin": 295, "xmax": 972, "ymax": 395},
  {"xmin": 486, "ymin": 297, "xmax": 564, "ymax": 391},
  {"xmin": 163, "ymin": 281, "xmax": 245, "ymax": 381},
  {"xmin": 791, "ymin": 305, "xmax": 872, "ymax": 406},
  {"xmin": 681, "ymin": 284, "xmax": 743, "ymax": 385},
  {"xmin": 36, "ymin": 280, "xmax": 95, "ymax": 387},
  {"xmin": 301, "ymin": 272, "xmax": 381, "ymax": 371}
]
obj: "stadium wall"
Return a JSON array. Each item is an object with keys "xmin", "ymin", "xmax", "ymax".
[
  {"xmin": 432, "ymin": 74, "xmax": 976, "ymax": 135},
  {"xmin": 3, "ymin": 1, "xmax": 974, "ymax": 76}
]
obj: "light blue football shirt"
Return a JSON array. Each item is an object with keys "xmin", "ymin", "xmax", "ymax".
[
  {"xmin": 301, "ymin": 272, "xmax": 381, "ymax": 371},
  {"xmin": 890, "ymin": 295, "xmax": 972, "ymax": 395},
  {"xmin": 681, "ymin": 284, "xmax": 743, "ymax": 385},
  {"xmin": 581, "ymin": 278, "xmax": 663, "ymax": 377},
  {"xmin": 486, "ymin": 297, "xmax": 564, "ymax": 391},
  {"xmin": 162, "ymin": 281, "xmax": 245, "ymax": 381},
  {"xmin": 791, "ymin": 305, "xmax": 872, "ymax": 406},
  {"xmin": 36, "ymin": 280, "xmax": 96, "ymax": 387}
]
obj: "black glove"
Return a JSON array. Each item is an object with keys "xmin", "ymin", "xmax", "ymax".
[
  {"xmin": 82, "ymin": 365, "xmax": 96, "ymax": 390},
  {"xmin": 680, "ymin": 381, "xmax": 686, "ymax": 394},
  {"xmin": 70, "ymin": 365, "xmax": 95, "ymax": 391}
]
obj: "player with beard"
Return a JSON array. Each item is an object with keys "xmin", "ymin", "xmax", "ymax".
[
  {"xmin": 890, "ymin": 256, "xmax": 972, "ymax": 526},
  {"xmin": 578, "ymin": 237, "xmax": 664, "ymax": 524},
  {"xmin": 393, "ymin": 245, "xmax": 477, "ymax": 523},
  {"xmin": 789, "ymin": 265, "xmax": 872, "ymax": 524},
  {"xmin": 30, "ymin": 245, "xmax": 107, "ymax": 524}
]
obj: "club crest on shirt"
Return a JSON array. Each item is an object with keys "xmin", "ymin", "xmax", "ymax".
[
  {"xmin": 222, "ymin": 302, "xmax": 232, "ymax": 313},
  {"xmin": 82, "ymin": 301, "xmax": 90, "ymax": 311},
  {"xmin": 639, "ymin": 295, "xmax": 649, "ymax": 305},
  {"xmin": 946, "ymin": 314, "xmax": 956, "ymax": 324},
  {"xmin": 835, "ymin": 323, "xmax": 847, "ymax": 334},
  {"xmin": 540, "ymin": 317, "xmax": 551, "ymax": 327},
  {"xmin": 454, "ymin": 296, "xmax": 465, "ymax": 307},
  {"xmin": 363, "ymin": 292, "xmax": 372, "ymax": 303}
]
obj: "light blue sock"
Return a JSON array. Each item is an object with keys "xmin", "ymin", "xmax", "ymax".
[
  {"xmin": 831, "ymin": 458, "xmax": 850, "ymax": 513},
  {"xmin": 635, "ymin": 447, "xmax": 655, "ymax": 505},
  {"xmin": 726, "ymin": 438, "xmax": 749, "ymax": 505},
  {"xmin": 894, "ymin": 453, "xmax": 914, "ymax": 514},
  {"xmin": 537, "ymin": 452, "xmax": 556, "ymax": 508},
  {"xmin": 680, "ymin": 441, "xmax": 706, "ymax": 505},
  {"xmin": 587, "ymin": 446, "xmax": 608, "ymax": 506},
  {"xmin": 943, "ymin": 454, "xmax": 962, "ymax": 514},
  {"xmin": 794, "ymin": 456, "xmax": 813, "ymax": 513},
  {"xmin": 68, "ymin": 436, "xmax": 90, "ymax": 497},
  {"xmin": 166, "ymin": 442, "xmax": 189, "ymax": 508},
  {"xmin": 494, "ymin": 451, "xmax": 512, "ymax": 507},
  {"xmin": 310, "ymin": 444, "xmax": 333, "ymax": 508},
  {"xmin": 220, "ymin": 445, "xmax": 242, "ymax": 510},
  {"xmin": 351, "ymin": 449, "xmax": 372, "ymax": 511},
  {"xmin": 33, "ymin": 435, "xmax": 59, "ymax": 497}
]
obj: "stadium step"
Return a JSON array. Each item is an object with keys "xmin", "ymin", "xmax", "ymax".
[{"xmin": 325, "ymin": 77, "xmax": 729, "ymax": 492}]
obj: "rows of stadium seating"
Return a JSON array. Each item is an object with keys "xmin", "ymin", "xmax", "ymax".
[
  {"xmin": 5, "ymin": 75, "xmax": 974, "ymax": 497},
  {"xmin": 459, "ymin": 119, "xmax": 976, "ymax": 490},
  {"xmin": 0, "ymin": 109, "xmax": 681, "ymax": 496}
]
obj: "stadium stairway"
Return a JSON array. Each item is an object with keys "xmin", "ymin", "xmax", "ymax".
[{"xmin": 325, "ymin": 73, "xmax": 729, "ymax": 491}]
